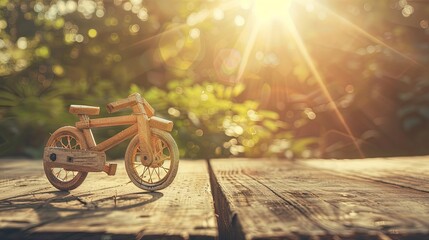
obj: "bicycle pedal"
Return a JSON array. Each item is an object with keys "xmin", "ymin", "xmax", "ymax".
[{"xmin": 103, "ymin": 163, "xmax": 117, "ymax": 176}]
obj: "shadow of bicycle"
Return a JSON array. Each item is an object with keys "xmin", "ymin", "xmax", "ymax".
[{"xmin": 0, "ymin": 190, "xmax": 164, "ymax": 232}]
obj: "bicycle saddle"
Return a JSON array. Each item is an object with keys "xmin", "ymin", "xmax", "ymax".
[{"xmin": 69, "ymin": 105, "xmax": 100, "ymax": 115}]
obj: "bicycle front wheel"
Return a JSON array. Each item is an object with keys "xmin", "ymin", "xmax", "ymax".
[{"xmin": 125, "ymin": 129, "xmax": 179, "ymax": 191}]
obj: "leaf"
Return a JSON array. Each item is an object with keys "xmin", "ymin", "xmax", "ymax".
[
  {"xmin": 0, "ymin": 91, "xmax": 19, "ymax": 107},
  {"xmin": 259, "ymin": 110, "xmax": 279, "ymax": 120},
  {"xmin": 35, "ymin": 46, "xmax": 50, "ymax": 58},
  {"xmin": 262, "ymin": 120, "xmax": 278, "ymax": 131},
  {"xmin": 232, "ymin": 83, "xmax": 245, "ymax": 97}
]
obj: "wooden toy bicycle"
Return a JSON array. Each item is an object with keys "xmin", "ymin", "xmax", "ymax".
[{"xmin": 43, "ymin": 93, "xmax": 179, "ymax": 191}]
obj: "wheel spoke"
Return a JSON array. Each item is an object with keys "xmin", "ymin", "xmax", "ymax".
[
  {"xmin": 71, "ymin": 142, "xmax": 80, "ymax": 149},
  {"xmin": 153, "ymin": 140, "xmax": 170, "ymax": 163},
  {"xmin": 148, "ymin": 168, "xmax": 153, "ymax": 183},
  {"xmin": 155, "ymin": 167, "xmax": 161, "ymax": 180},
  {"xmin": 55, "ymin": 169, "xmax": 62, "ymax": 178},
  {"xmin": 48, "ymin": 134, "xmax": 84, "ymax": 183},
  {"xmin": 67, "ymin": 136, "xmax": 71, "ymax": 148},
  {"xmin": 133, "ymin": 163, "xmax": 142, "ymax": 170},
  {"xmin": 154, "ymin": 148, "xmax": 162, "ymax": 157},
  {"xmin": 60, "ymin": 140, "xmax": 67, "ymax": 148},
  {"xmin": 161, "ymin": 166, "xmax": 169, "ymax": 173},
  {"xmin": 140, "ymin": 167, "xmax": 148, "ymax": 184}
]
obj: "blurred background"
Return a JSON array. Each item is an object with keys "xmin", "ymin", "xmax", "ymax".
[{"xmin": 0, "ymin": 0, "xmax": 428, "ymax": 160}]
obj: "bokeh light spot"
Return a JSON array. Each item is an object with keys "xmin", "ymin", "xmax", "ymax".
[
  {"xmin": 168, "ymin": 107, "xmax": 181, "ymax": 117},
  {"xmin": 189, "ymin": 28, "xmax": 200, "ymax": 39},
  {"xmin": 0, "ymin": 20, "xmax": 7, "ymax": 29},
  {"xmin": 420, "ymin": 20, "xmax": 428, "ymax": 29},
  {"xmin": 129, "ymin": 24, "xmax": 140, "ymax": 34},
  {"xmin": 75, "ymin": 34, "xmax": 84, "ymax": 42},
  {"xmin": 96, "ymin": 9, "xmax": 105, "ymax": 18},
  {"xmin": 345, "ymin": 84, "xmax": 355, "ymax": 94},
  {"xmin": 17, "ymin": 37, "xmax": 27, "ymax": 50},
  {"xmin": 123, "ymin": 2, "xmax": 132, "ymax": 11},
  {"xmin": 88, "ymin": 28, "xmax": 97, "ymax": 38},
  {"xmin": 195, "ymin": 129, "xmax": 204, "ymax": 136},
  {"xmin": 110, "ymin": 33, "xmax": 119, "ymax": 43},
  {"xmin": 213, "ymin": 8, "xmax": 224, "ymax": 20},
  {"xmin": 52, "ymin": 65, "xmax": 64, "ymax": 76},
  {"xmin": 234, "ymin": 15, "xmax": 245, "ymax": 26},
  {"xmin": 304, "ymin": 108, "xmax": 316, "ymax": 120},
  {"xmin": 138, "ymin": 8, "xmax": 148, "ymax": 21},
  {"xmin": 402, "ymin": 5, "xmax": 414, "ymax": 17}
]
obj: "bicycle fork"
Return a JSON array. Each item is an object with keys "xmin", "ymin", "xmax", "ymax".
[{"xmin": 132, "ymin": 95, "xmax": 154, "ymax": 167}]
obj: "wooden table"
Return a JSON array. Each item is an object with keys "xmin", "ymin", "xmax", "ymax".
[{"xmin": 1, "ymin": 157, "xmax": 429, "ymax": 239}]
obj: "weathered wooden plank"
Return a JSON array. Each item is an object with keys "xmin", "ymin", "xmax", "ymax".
[
  {"xmin": 0, "ymin": 159, "xmax": 217, "ymax": 240},
  {"xmin": 209, "ymin": 158, "xmax": 429, "ymax": 239},
  {"xmin": 0, "ymin": 159, "xmax": 50, "ymax": 201},
  {"xmin": 303, "ymin": 156, "xmax": 429, "ymax": 192}
]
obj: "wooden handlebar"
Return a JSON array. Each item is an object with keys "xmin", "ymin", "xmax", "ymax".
[
  {"xmin": 106, "ymin": 93, "xmax": 155, "ymax": 117},
  {"xmin": 106, "ymin": 97, "xmax": 135, "ymax": 113}
]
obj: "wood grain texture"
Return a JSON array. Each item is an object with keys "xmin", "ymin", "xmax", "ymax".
[
  {"xmin": 43, "ymin": 147, "xmax": 106, "ymax": 172},
  {"xmin": 3, "ymin": 157, "xmax": 429, "ymax": 239},
  {"xmin": 91, "ymin": 124, "xmax": 138, "ymax": 152},
  {"xmin": 209, "ymin": 158, "xmax": 429, "ymax": 240},
  {"xmin": 69, "ymin": 105, "xmax": 100, "ymax": 116},
  {"xmin": 0, "ymin": 159, "xmax": 217, "ymax": 240},
  {"xmin": 149, "ymin": 116, "xmax": 173, "ymax": 132},
  {"xmin": 303, "ymin": 156, "xmax": 429, "ymax": 193},
  {"xmin": 76, "ymin": 115, "xmax": 136, "ymax": 129}
]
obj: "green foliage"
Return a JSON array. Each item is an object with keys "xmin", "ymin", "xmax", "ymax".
[
  {"xmin": 397, "ymin": 75, "xmax": 429, "ymax": 155},
  {"xmin": 0, "ymin": 78, "xmax": 71, "ymax": 157},
  {"xmin": 1, "ymin": 0, "xmax": 429, "ymax": 159},
  {"xmin": 131, "ymin": 81, "xmax": 294, "ymax": 158}
]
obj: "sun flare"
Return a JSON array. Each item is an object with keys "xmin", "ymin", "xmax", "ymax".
[
  {"xmin": 250, "ymin": 0, "xmax": 292, "ymax": 24},
  {"xmin": 233, "ymin": 0, "xmax": 365, "ymax": 156},
  {"xmin": 128, "ymin": 0, "xmax": 421, "ymax": 158}
]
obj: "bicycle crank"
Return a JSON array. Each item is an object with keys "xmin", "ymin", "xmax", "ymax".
[{"xmin": 43, "ymin": 147, "xmax": 116, "ymax": 175}]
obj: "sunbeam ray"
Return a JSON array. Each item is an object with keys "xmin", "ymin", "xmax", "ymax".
[
  {"xmin": 125, "ymin": 1, "xmax": 240, "ymax": 50},
  {"xmin": 285, "ymin": 14, "xmax": 365, "ymax": 158},
  {"xmin": 235, "ymin": 23, "xmax": 261, "ymax": 82},
  {"xmin": 297, "ymin": 1, "xmax": 421, "ymax": 66},
  {"xmin": 124, "ymin": 24, "xmax": 188, "ymax": 49}
]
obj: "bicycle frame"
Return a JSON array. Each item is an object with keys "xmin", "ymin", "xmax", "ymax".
[
  {"xmin": 77, "ymin": 115, "xmax": 139, "ymax": 152},
  {"xmin": 74, "ymin": 93, "xmax": 173, "ymax": 165}
]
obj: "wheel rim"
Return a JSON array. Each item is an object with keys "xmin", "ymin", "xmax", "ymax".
[
  {"xmin": 130, "ymin": 134, "xmax": 172, "ymax": 185},
  {"xmin": 49, "ymin": 134, "xmax": 83, "ymax": 182}
]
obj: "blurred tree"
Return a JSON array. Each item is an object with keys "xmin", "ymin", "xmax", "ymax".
[
  {"xmin": 0, "ymin": 0, "xmax": 310, "ymax": 159},
  {"xmin": 1, "ymin": 0, "xmax": 428, "ymax": 159}
]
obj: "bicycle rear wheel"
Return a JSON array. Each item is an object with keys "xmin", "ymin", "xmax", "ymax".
[{"xmin": 44, "ymin": 126, "xmax": 88, "ymax": 191}]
